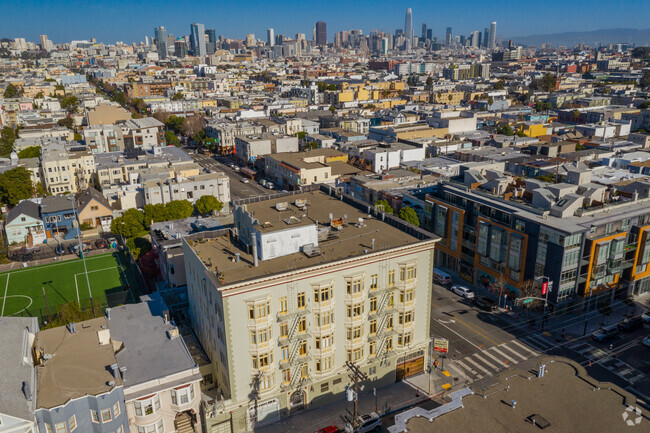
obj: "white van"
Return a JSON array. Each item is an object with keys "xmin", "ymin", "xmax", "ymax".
[{"xmin": 433, "ymin": 268, "xmax": 452, "ymax": 285}]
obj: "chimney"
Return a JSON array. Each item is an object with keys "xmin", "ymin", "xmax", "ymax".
[
  {"xmin": 119, "ymin": 366, "xmax": 127, "ymax": 381},
  {"xmin": 235, "ymin": 253, "xmax": 240, "ymax": 262},
  {"xmin": 105, "ymin": 307, "xmax": 111, "ymax": 320},
  {"xmin": 252, "ymin": 241, "xmax": 259, "ymax": 267},
  {"xmin": 110, "ymin": 363, "xmax": 119, "ymax": 379}
]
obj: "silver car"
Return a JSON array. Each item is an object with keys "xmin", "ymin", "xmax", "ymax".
[
  {"xmin": 355, "ymin": 413, "xmax": 382, "ymax": 433},
  {"xmin": 451, "ymin": 285, "xmax": 474, "ymax": 299}
]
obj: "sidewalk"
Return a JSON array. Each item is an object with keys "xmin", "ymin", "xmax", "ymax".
[{"xmin": 254, "ymin": 372, "xmax": 459, "ymax": 433}]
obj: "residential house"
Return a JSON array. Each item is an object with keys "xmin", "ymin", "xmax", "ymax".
[
  {"xmin": 76, "ymin": 187, "xmax": 113, "ymax": 232},
  {"xmin": 39, "ymin": 196, "xmax": 77, "ymax": 240},
  {"xmin": 5, "ymin": 200, "xmax": 46, "ymax": 246}
]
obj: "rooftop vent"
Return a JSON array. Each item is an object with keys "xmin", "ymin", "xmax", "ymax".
[
  {"xmin": 275, "ymin": 202, "xmax": 289, "ymax": 211},
  {"xmin": 284, "ymin": 216, "xmax": 301, "ymax": 225},
  {"xmin": 303, "ymin": 243, "xmax": 321, "ymax": 258},
  {"xmin": 294, "ymin": 198, "xmax": 308, "ymax": 209}
]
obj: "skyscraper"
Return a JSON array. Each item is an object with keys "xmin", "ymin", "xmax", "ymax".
[
  {"xmin": 267, "ymin": 28, "xmax": 275, "ymax": 46},
  {"xmin": 190, "ymin": 23, "xmax": 206, "ymax": 58},
  {"xmin": 154, "ymin": 26, "xmax": 168, "ymax": 60},
  {"xmin": 405, "ymin": 8, "xmax": 413, "ymax": 47},
  {"xmin": 39, "ymin": 35, "xmax": 49, "ymax": 51},
  {"xmin": 445, "ymin": 27, "xmax": 452, "ymax": 45},
  {"xmin": 421, "ymin": 23, "xmax": 427, "ymax": 42},
  {"xmin": 315, "ymin": 21, "xmax": 327, "ymax": 46},
  {"xmin": 174, "ymin": 40, "xmax": 187, "ymax": 58},
  {"xmin": 206, "ymin": 29, "xmax": 216, "ymax": 55},
  {"xmin": 471, "ymin": 31, "xmax": 480, "ymax": 48},
  {"xmin": 483, "ymin": 28, "xmax": 489, "ymax": 48},
  {"xmin": 488, "ymin": 21, "xmax": 497, "ymax": 50}
]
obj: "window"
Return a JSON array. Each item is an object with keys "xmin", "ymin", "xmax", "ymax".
[
  {"xmin": 386, "ymin": 316, "xmax": 393, "ymax": 330},
  {"xmin": 281, "ymin": 345, "xmax": 289, "ymax": 361},
  {"xmin": 346, "ymin": 348, "xmax": 363, "ymax": 362},
  {"xmin": 282, "ymin": 369, "xmax": 290, "ymax": 384},
  {"xmin": 321, "ymin": 382, "xmax": 329, "ymax": 392},
  {"xmin": 137, "ymin": 419, "xmax": 164, "ymax": 433},
  {"xmin": 297, "ymin": 292, "xmax": 306, "ymax": 309},
  {"xmin": 346, "ymin": 277, "xmax": 363, "ymax": 294},
  {"xmin": 397, "ymin": 331, "xmax": 412, "ymax": 346},
  {"xmin": 346, "ymin": 326, "xmax": 362, "ymax": 340},
  {"xmin": 369, "ymin": 320, "xmax": 377, "ymax": 335},
  {"xmin": 399, "ymin": 289, "xmax": 413, "ymax": 303},
  {"xmin": 90, "ymin": 410, "xmax": 99, "ymax": 423},
  {"xmin": 134, "ymin": 394, "xmax": 160, "ymax": 416},
  {"xmin": 386, "ymin": 338, "xmax": 393, "ymax": 351},
  {"xmin": 301, "ymin": 364, "xmax": 309, "ymax": 379},
  {"xmin": 369, "ymin": 341, "xmax": 376, "ymax": 356},
  {"xmin": 280, "ymin": 323, "xmax": 288, "ymax": 338},
  {"xmin": 316, "ymin": 355, "xmax": 333, "ymax": 372},
  {"xmin": 299, "ymin": 340, "xmax": 307, "ymax": 356},
  {"xmin": 388, "ymin": 270, "xmax": 395, "ymax": 286},
  {"xmin": 388, "ymin": 293, "xmax": 394, "ymax": 308},
  {"xmin": 398, "ymin": 311, "xmax": 413, "ymax": 324},
  {"xmin": 101, "ymin": 408, "xmax": 112, "ymax": 422},
  {"xmin": 346, "ymin": 304, "xmax": 363, "ymax": 318},
  {"xmin": 369, "ymin": 297, "xmax": 377, "ymax": 313},
  {"xmin": 298, "ymin": 317, "xmax": 306, "ymax": 333},
  {"xmin": 370, "ymin": 274, "xmax": 378, "ymax": 290},
  {"xmin": 55, "ymin": 422, "xmax": 66, "ymax": 433},
  {"xmin": 68, "ymin": 415, "xmax": 77, "ymax": 431},
  {"xmin": 314, "ymin": 285, "xmax": 332, "ymax": 302},
  {"xmin": 279, "ymin": 297, "xmax": 287, "ymax": 314}
]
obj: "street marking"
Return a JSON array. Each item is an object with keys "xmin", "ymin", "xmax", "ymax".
[
  {"xmin": 509, "ymin": 339, "xmax": 539, "ymax": 356},
  {"xmin": 464, "ymin": 356, "xmax": 493, "ymax": 376},
  {"xmin": 1, "ymin": 274, "xmax": 10, "ymax": 316},
  {"xmin": 528, "ymin": 334, "xmax": 555, "ymax": 349},
  {"xmin": 451, "ymin": 315, "xmax": 501, "ymax": 346},
  {"xmin": 438, "ymin": 319, "xmax": 456, "ymax": 324},
  {"xmin": 436, "ymin": 320, "xmax": 482, "ymax": 350},
  {"xmin": 447, "ymin": 363, "xmax": 472, "ymax": 382},
  {"xmin": 455, "ymin": 359, "xmax": 479, "ymax": 376},
  {"xmin": 441, "ymin": 383, "xmax": 451, "ymax": 390},
  {"xmin": 481, "ymin": 349, "xmax": 510, "ymax": 367},
  {"xmin": 442, "ymin": 370, "xmax": 451, "ymax": 377},
  {"xmin": 472, "ymin": 353, "xmax": 498, "ymax": 370},
  {"xmin": 500, "ymin": 344, "xmax": 528, "ymax": 361},
  {"xmin": 74, "ymin": 274, "xmax": 80, "ymax": 304},
  {"xmin": 519, "ymin": 336, "xmax": 546, "ymax": 352},
  {"xmin": 490, "ymin": 347, "xmax": 517, "ymax": 364}
]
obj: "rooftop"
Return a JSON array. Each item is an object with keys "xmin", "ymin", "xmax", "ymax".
[
  {"xmin": 187, "ymin": 188, "xmax": 436, "ymax": 285},
  {"xmin": 35, "ymin": 317, "xmax": 120, "ymax": 409}
]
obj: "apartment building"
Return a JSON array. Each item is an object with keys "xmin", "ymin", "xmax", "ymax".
[
  {"xmin": 205, "ymin": 121, "xmax": 264, "ymax": 155},
  {"xmin": 184, "ymin": 187, "xmax": 438, "ymax": 432},
  {"xmin": 40, "ymin": 142, "xmax": 96, "ymax": 194},
  {"xmin": 264, "ymin": 148, "xmax": 348, "ymax": 189},
  {"xmin": 119, "ymin": 118, "xmax": 166, "ymax": 150},
  {"xmin": 107, "ymin": 295, "xmax": 203, "ymax": 433},
  {"xmin": 425, "ymin": 166, "xmax": 650, "ymax": 308},
  {"xmin": 83, "ymin": 124, "xmax": 125, "ymax": 153},
  {"xmin": 33, "ymin": 318, "xmax": 129, "ymax": 433},
  {"xmin": 234, "ymin": 134, "xmax": 298, "ymax": 164},
  {"xmin": 143, "ymin": 172, "xmax": 230, "ymax": 207}
]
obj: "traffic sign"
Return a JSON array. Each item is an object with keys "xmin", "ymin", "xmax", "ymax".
[
  {"xmin": 434, "ymin": 338, "xmax": 449, "ymax": 353},
  {"xmin": 522, "ymin": 298, "xmax": 534, "ymax": 304},
  {"xmin": 541, "ymin": 281, "xmax": 549, "ymax": 295}
]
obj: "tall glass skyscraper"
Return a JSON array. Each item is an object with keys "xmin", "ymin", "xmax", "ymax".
[
  {"xmin": 190, "ymin": 23, "xmax": 206, "ymax": 58},
  {"xmin": 404, "ymin": 8, "xmax": 413, "ymax": 47},
  {"xmin": 154, "ymin": 26, "xmax": 168, "ymax": 60},
  {"xmin": 488, "ymin": 21, "xmax": 497, "ymax": 50}
]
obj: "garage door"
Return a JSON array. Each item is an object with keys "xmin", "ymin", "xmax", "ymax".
[{"xmin": 396, "ymin": 356, "xmax": 424, "ymax": 381}]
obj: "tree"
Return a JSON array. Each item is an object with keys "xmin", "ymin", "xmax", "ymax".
[
  {"xmin": 165, "ymin": 115, "xmax": 185, "ymax": 134},
  {"xmin": 60, "ymin": 95, "xmax": 79, "ymax": 113},
  {"xmin": 329, "ymin": 105, "xmax": 336, "ymax": 114},
  {"xmin": 295, "ymin": 131, "xmax": 307, "ymax": 140},
  {"xmin": 73, "ymin": 133, "xmax": 83, "ymax": 141},
  {"xmin": 535, "ymin": 100, "xmax": 551, "ymax": 112},
  {"xmin": 57, "ymin": 117, "xmax": 75, "ymax": 130},
  {"xmin": 182, "ymin": 115, "xmax": 206, "ymax": 138},
  {"xmin": 166, "ymin": 200, "xmax": 194, "ymax": 220},
  {"xmin": 496, "ymin": 124, "xmax": 514, "ymax": 136},
  {"xmin": 518, "ymin": 279, "xmax": 541, "ymax": 316},
  {"xmin": 153, "ymin": 110, "xmax": 171, "ymax": 123},
  {"xmin": 572, "ymin": 109, "xmax": 581, "ymax": 120},
  {"xmin": 3, "ymin": 83, "xmax": 18, "ymax": 98},
  {"xmin": 426, "ymin": 76, "xmax": 433, "ymax": 86},
  {"xmin": 398, "ymin": 206, "xmax": 420, "ymax": 227},
  {"xmin": 0, "ymin": 167, "xmax": 34, "ymax": 205},
  {"xmin": 34, "ymin": 91, "xmax": 44, "ymax": 99},
  {"xmin": 133, "ymin": 98, "xmax": 147, "ymax": 112},
  {"xmin": 373, "ymin": 199, "xmax": 394, "ymax": 214},
  {"xmin": 540, "ymin": 73, "xmax": 557, "ymax": 92},
  {"xmin": 165, "ymin": 130, "xmax": 180, "ymax": 146},
  {"xmin": 0, "ymin": 127, "xmax": 17, "ymax": 157},
  {"xmin": 493, "ymin": 81, "xmax": 505, "ymax": 90},
  {"xmin": 35, "ymin": 181, "xmax": 48, "ymax": 197},
  {"xmin": 195, "ymin": 195, "xmax": 223, "ymax": 215},
  {"xmin": 17, "ymin": 146, "xmax": 40, "ymax": 158},
  {"xmin": 171, "ymin": 92, "xmax": 184, "ymax": 101},
  {"xmin": 639, "ymin": 101, "xmax": 650, "ymax": 110},
  {"xmin": 490, "ymin": 274, "xmax": 508, "ymax": 309},
  {"xmin": 111, "ymin": 208, "xmax": 146, "ymax": 238},
  {"xmin": 631, "ymin": 47, "xmax": 650, "ymax": 59},
  {"xmin": 143, "ymin": 203, "xmax": 169, "ymax": 228}
]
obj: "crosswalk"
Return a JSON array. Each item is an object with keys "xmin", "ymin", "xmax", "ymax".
[
  {"xmin": 567, "ymin": 340, "xmax": 645, "ymax": 384},
  {"xmin": 445, "ymin": 334, "xmax": 557, "ymax": 382}
]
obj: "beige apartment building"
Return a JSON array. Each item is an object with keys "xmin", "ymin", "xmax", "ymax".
[
  {"xmin": 40, "ymin": 142, "xmax": 96, "ymax": 194},
  {"xmin": 184, "ymin": 186, "xmax": 438, "ymax": 432}
]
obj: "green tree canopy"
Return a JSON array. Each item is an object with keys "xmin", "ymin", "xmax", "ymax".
[
  {"xmin": 0, "ymin": 127, "xmax": 17, "ymax": 157},
  {"xmin": 166, "ymin": 200, "xmax": 194, "ymax": 220},
  {"xmin": 111, "ymin": 208, "xmax": 147, "ymax": 238},
  {"xmin": 0, "ymin": 167, "xmax": 34, "ymax": 205},
  {"xmin": 57, "ymin": 117, "xmax": 75, "ymax": 130},
  {"xmin": 166, "ymin": 115, "xmax": 185, "ymax": 134},
  {"xmin": 143, "ymin": 203, "xmax": 169, "ymax": 228},
  {"xmin": 165, "ymin": 131, "xmax": 180, "ymax": 146},
  {"xmin": 496, "ymin": 124, "xmax": 515, "ymax": 136},
  {"xmin": 195, "ymin": 195, "xmax": 223, "ymax": 215},
  {"xmin": 373, "ymin": 199, "xmax": 394, "ymax": 214},
  {"xmin": 638, "ymin": 101, "xmax": 650, "ymax": 109},
  {"xmin": 535, "ymin": 100, "xmax": 551, "ymax": 112},
  {"xmin": 171, "ymin": 92, "xmax": 184, "ymax": 101},
  {"xmin": 642, "ymin": 70, "xmax": 650, "ymax": 89},
  {"xmin": 493, "ymin": 81, "xmax": 505, "ymax": 90},
  {"xmin": 398, "ymin": 206, "xmax": 420, "ymax": 227},
  {"xmin": 60, "ymin": 95, "xmax": 79, "ymax": 112},
  {"xmin": 426, "ymin": 76, "xmax": 433, "ymax": 86},
  {"xmin": 17, "ymin": 146, "xmax": 40, "ymax": 158},
  {"xmin": 3, "ymin": 83, "xmax": 18, "ymax": 98}
]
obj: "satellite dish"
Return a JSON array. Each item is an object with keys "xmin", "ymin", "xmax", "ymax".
[
  {"xmin": 358, "ymin": 217, "xmax": 364, "ymax": 223},
  {"xmin": 329, "ymin": 212, "xmax": 333, "ymax": 220}
]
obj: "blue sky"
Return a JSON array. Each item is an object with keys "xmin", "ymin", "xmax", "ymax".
[{"xmin": 2, "ymin": 0, "xmax": 649, "ymax": 44}]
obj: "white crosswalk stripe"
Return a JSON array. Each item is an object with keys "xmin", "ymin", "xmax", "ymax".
[
  {"xmin": 490, "ymin": 346, "xmax": 518, "ymax": 364},
  {"xmin": 464, "ymin": 356, "xmax": 493, "ymax": 376},
  {"xmin": 472, "ymin": 353, "xmax": 499, "ymax": 370},
  {"xmin": 500, "ymin": 344, "xmax": 528, "ymax": 361},
  {"xmin": 509, "ymin": 339, "xmax": 539, "ymax": 356},
  {"xmin": 455, "ymin": 359, "xmax": 481, "ymax": 379},
  {"xmin": 447, "ymin": 362, "xmax": 473, "ymax": 382},
  {"xmin": 480, "ymin": 349, "xmax": 510, "ymax": 368}
]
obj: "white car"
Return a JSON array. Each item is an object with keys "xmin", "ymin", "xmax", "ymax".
[
  {"xmin": 240, "ymin": 178, "xmax": 250, "ymax": 183},
  {"xmin": 643, "ymin": 335, "xmax": 650, "ymax": 348},
  {"xmin": 451, "ymin": 285, "xmax": 474, "ymax": 299},
  {"xmin": 355, "ymin": 413, "xmax": 382, "ymax": 433}
]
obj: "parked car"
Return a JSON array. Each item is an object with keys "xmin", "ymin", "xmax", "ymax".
[
  {"xmin": 618, "ymin": 316, "xmax": 644, "ymax": 332},
  {"xmin": 451, "ymin": 285, "xmax": 474, "ymax": 299},
  {"xmin": 643, "ymin": 335, "xmax": 650, "ymax": 348},
  {"xmin": 265, "ymin": 182, "xmax": 275, "ymax": 190},
  {"xmin": 642, "ymin": 311, "xmax": 650, "ymax": 324},
  {"xmin": 474, "ymin": 297, "xmax": 497, "ymax": 311},
  {"xmin": 316, "ymin": 426, "xmax": 341, "ymax": 433},
  {"xmin": 95, "ymin": 238, "xmax": 108, "ymax": 249},
  {"xmin": 355, "ymin": 413, "xmax": 382, "ymax": 433},
  {"xmin": 69, "ymin": 244, "xmax": 80, "ymax": 254},
  {"xmin": 107, "ymin": 237, "xmax": 117, "ymax": 247},
  {"xmin": 592, "ymin": 325, "xmax": 619, "ymax": 342},
  {"xmin": 240, "ymin": 178, "xmax": 250, "ymax": 183},
  {"xmin": 82, "ymin": 243, "xmax": 92, "ymax": 252},
  {"xmin": 54, "ymin": 244, "xmax": 66, "ymax": 255}
]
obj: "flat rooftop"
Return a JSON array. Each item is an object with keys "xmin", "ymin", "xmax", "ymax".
[
  {"xmin": 401, "ymin": 357, "xmax": 647, "ymax": 433},
  {"xmin": 35, "ymin": 317, "xmax": 121, "ymax": 409},
  {"xmin": 188, "ymin": 189, "xmax": 433, "ymax": 285}
]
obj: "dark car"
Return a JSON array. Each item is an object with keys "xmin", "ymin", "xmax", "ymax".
[
  {"xmin": 474, "ymin": 297, "xmax": 497, "ymax": 311},
  {"xmin": 618, "ymin": 316, "xmax": 644, "ymax": 332},
  {"xmin": 54, "ymin": 244, "xmax": 66, "ymax": 255},
  {"xmin": 95, "ymin": 238, "xmax": 108, "ymax": 249}
]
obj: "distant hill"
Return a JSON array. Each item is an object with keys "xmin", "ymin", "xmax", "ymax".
[{"xmin": 511, "ymin": 28, "xmax": 650, "ymax": 48}]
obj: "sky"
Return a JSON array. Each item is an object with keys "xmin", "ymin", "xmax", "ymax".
[{"xmin": 2, "ymin": 0, "xmax": 650, "ymax": 44}]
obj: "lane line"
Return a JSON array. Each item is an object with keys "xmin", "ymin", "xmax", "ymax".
[
  {"xmin": 74, "ymin": 274, "xmax": 80, "ymax": 304},
  {"xmin": 510, "ymin": 339, "xmax": 539, "ymax": 356},
  {"xmin": 527, "ymin": 334, "xmax": 556, "ymax": 349},
  {"xmin": 451, "ymin": 315, "xmax": 501, "ymax": 346},
  {"xmin": 500, "ymin": 344, "xmax": 529, "ymax": 361},
  {"xmin": 436, "ymin": 319, "xmax": 482, "ymax": 350},
  {"xmin": 472, "ymin": 353, "xmax": 499, "ymax": 370},
  {"xmin": 490, "ymin": 347, "xmax": 518, "ymax": 364},
  {"xmin": 519, "ymin": 336, "xmax": 546, "ymax": 352},
  {"xmin": 0, "ymin": 254, "xmax": 112, "ymax": 276},
  {"xmin": 1, "ymin": 274, "xmax": 10, "ymax": 316},
  {"xmin": 464, "ymin": 356, "xmax": 493, "ymax": 376}
]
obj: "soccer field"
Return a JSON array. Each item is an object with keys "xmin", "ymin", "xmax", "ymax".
[{"xmin": 0, "ymin": 252, "xmax": 137, "ymax": 318}]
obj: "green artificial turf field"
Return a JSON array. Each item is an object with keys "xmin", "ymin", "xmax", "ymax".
[{"xmin": 0, "ymin": 251, "xmax": 136, "ymax": 318}]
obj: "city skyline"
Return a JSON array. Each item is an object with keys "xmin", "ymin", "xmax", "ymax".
[{"xmin": 3, "ymin": 0, "xmax": 650, "ymax": 44}]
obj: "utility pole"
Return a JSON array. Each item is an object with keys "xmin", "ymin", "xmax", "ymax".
[
  {"xmin": 345, "ymin": 361, "xmax": 368, "ymax": 426},
  {"xmin": 42, "ymin": 286, "xmax": 51, "ymax": 323},
  {"xmin": 70, "ymin": 195, "xmax": 93, "ymax": 310}
]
